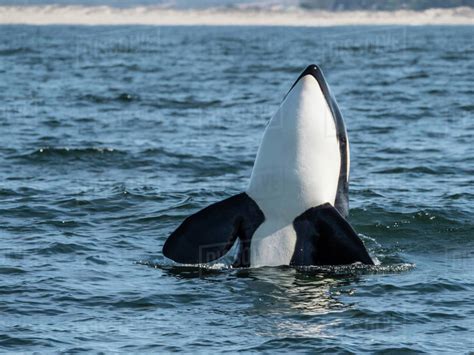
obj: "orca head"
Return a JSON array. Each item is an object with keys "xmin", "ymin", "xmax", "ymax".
[
  {"xmin": 277, "ymin": 64, "xmax": 342, "ymax": 141},
  {"xmin": 283, "ymin": 64, "xmax": 341, "ymax": 125},
  {"xmin": 284, "ymin": 64, "xmax": 325, "ymax": 99},
  {"xmin": 247, "ymin": 64, "xmax": 347, "ymax": 221}
]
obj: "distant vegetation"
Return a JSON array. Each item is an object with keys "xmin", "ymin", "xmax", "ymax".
[{"xmin": 300, "ymin": 0, "xmax": 474, "ymax": 10}]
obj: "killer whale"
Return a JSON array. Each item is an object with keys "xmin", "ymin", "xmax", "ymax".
[{"xmin": 163, "ymin": 65, "xmax": 373, "ymax": 267}]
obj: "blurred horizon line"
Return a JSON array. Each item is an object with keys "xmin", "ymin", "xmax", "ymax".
[
  {"xmin": 0, "ymin": 0, "xmax": 473, "ymax": 11},
  {"xmin": 0, "ymin": 4, "xmax": 473, "ymax": 26}
]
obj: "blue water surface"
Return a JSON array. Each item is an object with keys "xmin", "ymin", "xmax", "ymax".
[{"xmin": 0, "ymin": 25, "xmax": 473, "ymax": 353}]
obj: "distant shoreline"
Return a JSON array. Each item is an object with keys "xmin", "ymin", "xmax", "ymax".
[{"xmin": 0, "ymin": 5, "xmax": 473, "ymax": 26}]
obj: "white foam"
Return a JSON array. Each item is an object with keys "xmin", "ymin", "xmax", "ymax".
[{"xmin": 0, "ymin": 5, "xmax": 473, "ymax": 26}]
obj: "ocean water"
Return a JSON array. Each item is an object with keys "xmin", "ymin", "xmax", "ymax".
[{"xmin": 0, "ymin": 25, "xmax": 473, "ymax": 353}]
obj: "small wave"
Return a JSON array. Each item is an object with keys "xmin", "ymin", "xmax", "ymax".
[
  {"xmin": 149, "ymin": 97, "xmax": 222, "ymax": 110},
  {"xmin": 444, "ymin": 192, "xmax": 474, "ymax": 201},
  {"xmin": 36, "ymin": 242, "xmax": 93, "ymax": 255},
  {"xmin": 13, "ymin": 147, "xmax": 127, "ymax": 163},
  {"xmin": 0, "ymin": 47, "xmax": 35, "ymax": 56},
  {"xmin": 37, "ymin": 219, "xmax": 86, "ymax": 228},
  {"xmin": 85, "ymin": 256, "xmax": 108, "ymax": 265},
  {"xmin": 0, "ymin": 334, "xmax": 38, "ymax": 347},
  {"xmin": 79, "ymin": 93, "xmax": 140, "ymax": 104},
  {"xmin": 402, "ymin": 71, "xmax": 430, "ymax": 80},
  {"xmin": 110, "ymin": 298, "xmax": 167, "ymax": 309},
  {"xmin": 459, "ymin": 104, "xmax": 474, "ymax": 112},
  {"xmin": 378, "ymin": 147, "xmax": 410, "ymax": 154},
  {"xmin": 0, "ymin": 267, "xmax": 27, "ymax": 275},
  {"xmin": 0, "ymin": 187, "xmax": 21, "ymax": 197},
  {"xmin": 440, "ymin": 52, "xmax": 470, "ymax": 61},
  {"xmin": 375, "ymin": 166, "xmax": 440, "ymax": 175}
]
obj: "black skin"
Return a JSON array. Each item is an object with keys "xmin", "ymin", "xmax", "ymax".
[
  {"xmin": 290, "ymin": 203, "xmax": 374, "ymax": 266},
  {"xmin": 162, "ymin": 193, "xmax": 264, "ymax": 265}
]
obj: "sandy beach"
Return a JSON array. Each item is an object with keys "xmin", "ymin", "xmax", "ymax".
[{"xmin": 0, "ymin": 5, "xmax": 473, "ymax": 26}]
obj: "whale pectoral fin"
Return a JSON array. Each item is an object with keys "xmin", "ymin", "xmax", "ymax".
[
  {"xmin": 291, "ymin": 203, "xmax": 374, "ymax": 266},
  {"xmin": 162, "ymin": 192, "xmax": 264, "ymax": 264}
]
